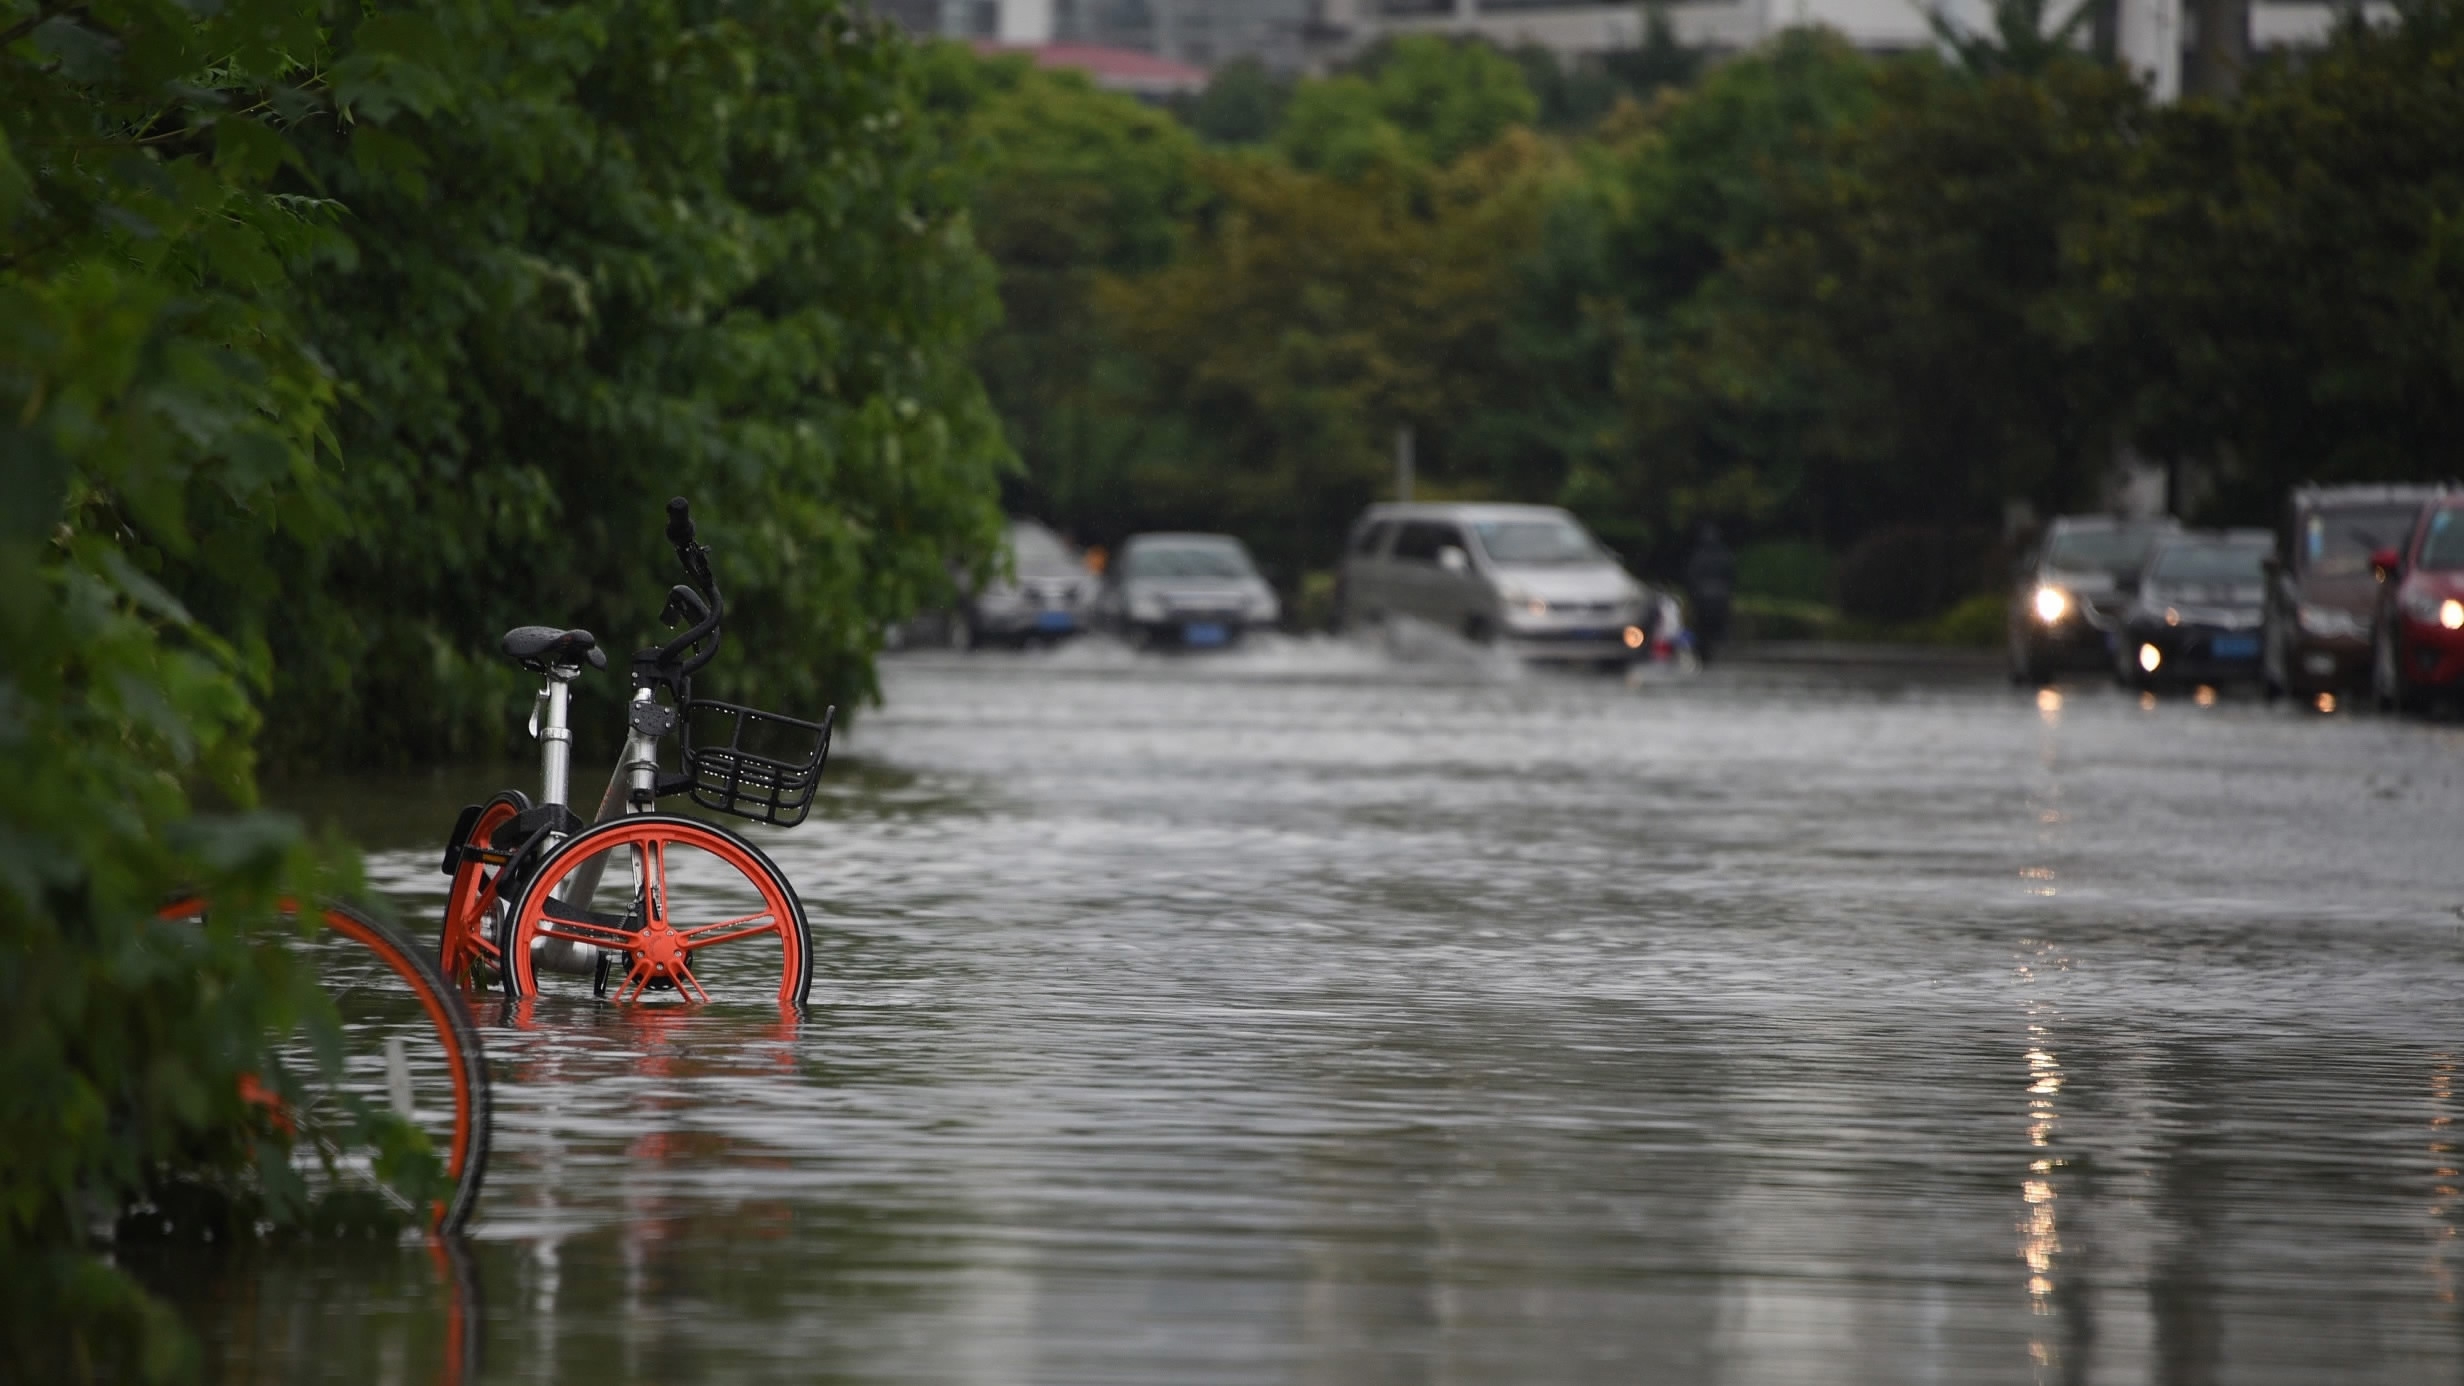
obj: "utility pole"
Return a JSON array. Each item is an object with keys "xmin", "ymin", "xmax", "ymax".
[
  {"xmin": 1396, "ymin": 425, "xmax": 1415, "ymax": 503},
  {"xmin": 2183, "ymin": 0, "xmax": 2250, "ymax": 98}
]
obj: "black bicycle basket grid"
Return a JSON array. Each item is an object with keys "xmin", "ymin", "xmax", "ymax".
[{"xmin": 679, "ymin": 698, "xmax": 835, "ymax": 828}]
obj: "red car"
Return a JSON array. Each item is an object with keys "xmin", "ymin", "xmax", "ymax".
[{"xmin": 2370, "ymin": 499, "xmax": 2464, "ymax": 712}]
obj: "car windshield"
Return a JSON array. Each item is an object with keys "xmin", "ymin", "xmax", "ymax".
[
  {"xmin": 2045, "ymin": 526, "xmax": 2161, "ymax": 575},
  {"xmin": 2303, "ymin": 505, "xmax": 2417, "ymax": 577},
  {"xmin": 1125, "ymin": 541, "xmax": 1254, "ymax": 580},
  {"xmin": 2419, "ymin": 509, "xmax": 2464, "ymax": 571},
  {"xmin": 1009, "ymin": 525, "xmax": 1078, "ymax": 577},
  {"xmin": 1473, "ymin": 518, "xmax": 1602, "ymax": 565},
  {"xmin": 2151, "ymin": 542, "xmax": 2267, "ymax": 583}
]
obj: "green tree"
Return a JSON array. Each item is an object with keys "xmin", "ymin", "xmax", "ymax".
[
  {"xmin": 1488, "ymin": 30, "xmax": 1874, "ymax": 556},
  {"xmin": 1281, "ymin": 33, "xmax": 1540, "ymax": 175},
  {"xmin": 224, "ymin": 0, "xmax": 1012, "ymax": 767},
  {"xmin": 1179, "ymin": 56, "xmax": 1291, "ymax": 145},
  {"xmin": 943, "ymin": 52, "xmax": 1204, "ymax": 543},
  {"xmin": 1096, "ymin": 135, "xmax": 1556, "ymax": 581},
  {"xmin": 0, "ymin": 0, "xmax": 437, "ymax": 1368},
  {"xmin": 2111, "ymin": 2, "xmax": 2464, "ymax": 518},
  {"xmin": 1720, "ymin": 54, "xmax": 2148, "ymax": 540}
]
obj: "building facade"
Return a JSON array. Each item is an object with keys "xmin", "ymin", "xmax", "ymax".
[
  {"xmin": 1312, "ymin": 0, "xmax": 2377, "ymax": 87},
  {"xmin": 883, "ymin": 0, "xmax": 1319, "ymax": 68},
  {"xmin": 885, "ymin": 0, "xmax": 2383, "ymax": 91}
]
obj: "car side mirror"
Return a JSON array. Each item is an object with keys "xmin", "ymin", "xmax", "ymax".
[
  {"xmin": 2373, "ymin": 548, "xmax": 2402, "ymax": 582},
  {"xmin": 1438, "ymin": 545, "xmax": 1469, "ymax": 574}
]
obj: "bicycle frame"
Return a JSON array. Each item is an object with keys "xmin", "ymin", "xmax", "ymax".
[{"xmin": 520, "ymin": 677, "xmax": 668, "ymax": 976}]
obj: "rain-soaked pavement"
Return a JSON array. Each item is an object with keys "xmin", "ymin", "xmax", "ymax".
[{"xmin": 156, "ymin": 638, "xmax": 2464, "ymax": 1383}]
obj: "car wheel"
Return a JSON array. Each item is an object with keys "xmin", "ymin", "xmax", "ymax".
[{"xmin": 1461, "ymin": 614, "xmax": 1493, "ymax": 645}]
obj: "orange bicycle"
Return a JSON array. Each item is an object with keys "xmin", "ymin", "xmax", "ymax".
[
  {"xmin": 157, "ymin": 897, "xmax": 492, "ymax": 1235},
  {"xmin": 436, "ymin": 498, "xmax": 831, "ymax": 1007}
]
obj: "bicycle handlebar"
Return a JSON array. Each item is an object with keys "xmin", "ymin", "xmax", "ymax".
[{"xmin": 642, "ymin": 496, "xmax": 724, "ymax": 685}]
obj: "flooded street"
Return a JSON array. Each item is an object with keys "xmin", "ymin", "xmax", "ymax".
[{"xmin": 177, "ymin": 644, "xmax": 2464, "ymax": 1383}]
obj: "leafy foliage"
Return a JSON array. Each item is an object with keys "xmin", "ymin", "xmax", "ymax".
[
  {"xmin": 2114, "ymin": 2, "xmax": 2464, "ymax": 515},
  {"xmin": 1279, "ymin": 34, "xmax": 1539, "ymax": 174},
  {"xmin": 920, "ymin": 48, "xmax": 1199, "ymax": 547},
  {"xmin": 1096, "ymin": 137, "xmax": 1556, "ymax": 579},
  {"xmin": 200, "ymin": 0, "xmax": 1011, "ymax": 768},
  {"xmin": 1, "ymin": 0, "xmax": 378, "ymax": 1367}
]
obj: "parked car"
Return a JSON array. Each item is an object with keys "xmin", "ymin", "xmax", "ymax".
[
  {"xmin": 2112, "ymin": 530, "xmax": 2272, "ymax": 689},
  {"xmin": 956, "ymin": 519, "xmax": 1095, "ymax": 649},
  {"xmin": 1336, "ymin": 502, "xmax": 1683, "ymax": 667},
  {"xmin": 879, "ymin": 518, "xmax": 1094, "ymax": 652},
  {"xmin": 2369, "ymin": 496, "xmax": 2464, "ymax": 713},
  {"xmin": 2007, "ymin": 514, "xmax": 2178, "ymax": 684},
  {"xmin": 1096, "ymin": 532, "xmax": 1280, "ymax": 649},
  {"xmin": 2260, "ymin": 485, "xmax": 2441, "ymax": 702}
]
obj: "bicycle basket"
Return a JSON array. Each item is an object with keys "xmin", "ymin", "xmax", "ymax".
[{"xmin": 679, "ymin": 699, "xmax": 835, "ymax": 827}]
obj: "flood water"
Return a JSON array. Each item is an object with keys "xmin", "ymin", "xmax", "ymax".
[{"xmin": 159, "ymin": 641, "xmax": 2464, "ymax": 1383}]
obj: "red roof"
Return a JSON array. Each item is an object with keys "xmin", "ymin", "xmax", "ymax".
[{"xmin": 971, "ymin": 41, "xmax": 1210, "ymax": 96}]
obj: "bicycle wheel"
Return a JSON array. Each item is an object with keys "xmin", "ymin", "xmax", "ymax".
[
  {"xmin": 439, "ymin": 790, "xmax": 531, "ymax": 989},
  {"xmin": 158, "ymin": 896, "xmax": 493, "ymax": 1234},
  {"xmin": 500, "ymin": 814, "xmax": 812, "ymax": 1007}
]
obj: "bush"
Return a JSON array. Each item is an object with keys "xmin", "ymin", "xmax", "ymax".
[
  {"xmin": 1926, "ymin": 592, "xmax": 2007, "ymax": 647},
  {"xmin": 1833, "ymin": 525, "xmax": 1998, "ymax": 625},
  {"xmin": 1735, "ymin": 540, "xmax": 1834, "ymax": 602}
]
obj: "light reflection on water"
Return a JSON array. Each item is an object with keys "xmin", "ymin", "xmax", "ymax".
[{"xmin": 155, "ymin": 640, "xmax": 2464, "ymax": 1383}]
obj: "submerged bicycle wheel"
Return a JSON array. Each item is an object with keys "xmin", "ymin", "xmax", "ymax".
[
  {"xmin": 158, "ymin": 897, "xmax": 492, "ymax": 1235},
  {"xmin": 500, "ymin": 814, "xmax": 812, "ymax": 1007},
  {"xmin": 439, "ymin": 790, "xmax": 531, "ymax": 989}
]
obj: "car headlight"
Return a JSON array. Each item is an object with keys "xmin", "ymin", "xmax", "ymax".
[
  {"xmin": 2295, "ymin": 603, "xmax": 2364, "ymax": 639},
  {"xmin": 1129, "ymin": 593, "xmax": 1166, "ymax": 622},
  {"xmin": 2447, "ymin": 600, "xmax": 2464, "ymax": 631},
  {"xmin": 2402, "ymin": 589, "xmax": 2444, "ymax": 624},
  {"xmin": 2032, "ymin": 585, "xmax": 2070, "ymax": 624},
  {"xmin": 1247, "ymin": 589, "xmax": 1280, "ymax": 622}
]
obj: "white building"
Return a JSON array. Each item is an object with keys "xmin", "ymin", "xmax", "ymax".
[
  {"xmin": 1312, "ymin": 0, "xmax": 2377, "ymax": 91},
  {"xmin": 885, "ymin": 0, "xmax": 2386, "ymax": 95},
  {"xmin": 885, "ymin": 0, "xmax": 1318, "ymax": 68}
]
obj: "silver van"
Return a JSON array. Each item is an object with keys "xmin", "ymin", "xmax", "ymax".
[{"xmin": 1336, "ymin": 503, "xmax": 1676, "ymax": 664}]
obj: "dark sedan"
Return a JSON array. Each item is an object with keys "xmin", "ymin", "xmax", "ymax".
[
  {"xmin": 2114, "ymin": 531, "xmax": 2271, "ymax": 689},
  {"xmin": 2009, "ymin": 515, "xmax": 2178, "ymax": 683}
]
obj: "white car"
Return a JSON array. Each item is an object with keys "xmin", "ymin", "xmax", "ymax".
[
  {"xmin": 1097, "ymin": 533, "xmax": 1281, "ymax": 649},
  {"xmin": 1337, "ymin": 502, "xmax": 1684, "ymax": 666},
  {"xmin": 958, "ymin": 519, "xmax": 1095, "ymax": 648}
]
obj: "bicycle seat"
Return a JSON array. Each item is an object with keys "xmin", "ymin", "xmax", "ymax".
[{"xmin": 501, "ymin": 626, "xmax": 608, "ymax": 672}]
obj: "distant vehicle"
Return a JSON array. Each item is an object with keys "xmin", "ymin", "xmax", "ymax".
[
  {"xmin": 2112, "ymin": 530, "xmax": 2272, "ymax": 689},
  {"xmin": 2007, "ymin": 514, "xmax": 2178, "ymax": 684},
  {"xmin": 1336, "ymin": 503, "xmax": 1683, "ymax": 668},
  {"xmin": 2369, "ymin": 496, "xmax": 2464, "ymax": 713},
  {"xmin": 1097, "ymin": 532, "xmax": 1280, "ymax": 649},
  {"xmin": 957, "ymin": 519, "xmax": 1094, "ymax": 649},
  {"xmin": 2263, "ymin": 485, "xmax": 2444, "ymax": 703}
]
